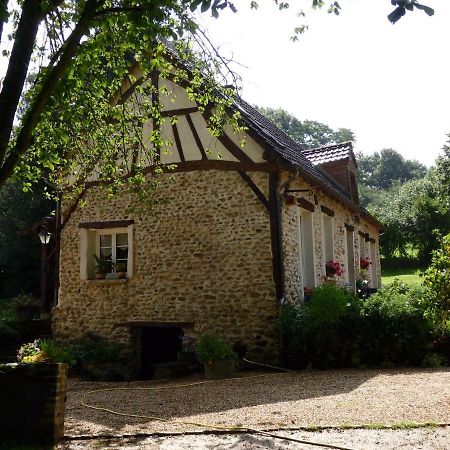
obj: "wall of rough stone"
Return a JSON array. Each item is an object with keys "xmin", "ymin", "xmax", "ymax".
[
  {"xmin": 280, "ymin": 171, "xmax": 382, "ymax": 303},
  {"xmin": 54, "ymin": 170, "xmax": 279, "ymax": 363}
]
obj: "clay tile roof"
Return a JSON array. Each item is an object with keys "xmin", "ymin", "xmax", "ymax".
[
  {"xmin": 302, "ymin": 141, "xmax": 354, "ymax": 165},
  {"xmin": 234, "ymin": 98, "xmax": 352, "ymax": 200}
]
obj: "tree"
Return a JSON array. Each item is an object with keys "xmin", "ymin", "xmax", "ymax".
[
  {"xmin": 0, "ymin": 180, "xmax": 52, "ymax": 298},
  {"xmin": 357, "ymin": 149, "xmax": 427, "ymax": 191},
  {"xmin": 256, "ymin": 107, "xmax": 354, "ymax": 149},
  {"xmin": 0, "ymin": 0, "xmax": 434, "ymax": 196}
]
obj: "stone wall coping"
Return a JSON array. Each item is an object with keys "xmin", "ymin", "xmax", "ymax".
[{"xmin": 85, "ymin": 279, "xmax": 128, "ymax": 285}]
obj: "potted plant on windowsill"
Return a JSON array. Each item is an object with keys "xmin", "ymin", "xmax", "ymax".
[
  {"xmin": 94, "ymin": 254, "xmax": 111, "ymax": 279},
  {"xmin": 115, "ymin": 262, "xmax": 127, "ymax": 279},
  {"xmin": 195, "ymin": 333, "xmax": 237, "ymax": 379},
  {"xmin": 325, "ymin": 260, "xmax": 344, "ymax": 278}
]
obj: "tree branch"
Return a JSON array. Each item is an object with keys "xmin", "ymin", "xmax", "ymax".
[
  {"xmin": 0, "ymin": 0, "xmax": 101, "ymax": 187},
  {"xmin": 0, "ymin": 0, "xmax": 44, "ymax": 166}
]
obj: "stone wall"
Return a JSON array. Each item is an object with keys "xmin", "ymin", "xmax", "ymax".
[
  {"xmin": 54, "ymin": 170, "xmax": 279, "ymax": 362},
  {"xmin": 281, "ymin": 171, "xmax": 382, "ymax": 303}
]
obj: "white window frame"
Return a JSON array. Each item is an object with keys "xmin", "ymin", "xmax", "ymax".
[
  {"xmin": 80, "ymin": 224, "xmax": 134, "ymax": 280},
  {"xmin": 322, "ymin": 213, "xmax": 334, "ymax": 271},
  {"xmin": 297, "ymin": 208, "xmax": 316, "ymax": 291}
]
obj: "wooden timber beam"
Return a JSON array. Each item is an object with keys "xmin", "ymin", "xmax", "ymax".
[
  {"xmin": 238, "ymin": 172, "xmax": 269, "ymax": 211},
  {"xmin": 269, "ymin": 172, "xmax": 284, "ymax": 303},
  {"xmin": 81, "ymin": 161, "xmax": 277, "ymax": 190},
  {"xmin": 171, "ymin": 122, "xmax": 185, "ymax": 162},
  {"xmin": 185, "ymin": 113, "xmax": 207, "ymax": 160},
  {"xmin": 161, "ymin": 106, "xmax": 198, "ymax": 117}
]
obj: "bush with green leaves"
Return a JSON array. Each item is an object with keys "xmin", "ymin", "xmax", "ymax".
[
  {"xmin": 195, "ymin": 333, "xmax": 236, "ymax": 364},
  {"xmin": 17, "ymin": 339, "xmax": 76, "ymax": 366},
  {"xmin": 280, "ymin": 285, "xmax": 362, "ymax": 369},
  {"xmin": 421, "ymin": 233, "xmax": 450, "ymax": 322},
  {"xmin": 359, "ymin": 280, "xmax": 432, "ymax": 367},
  {"xmin": 70, "ymin": 332, "xmax": 123, "ymax": 364},
  {"xmin": 279, "ymin": 282, "xmax": 447, "ymax": 369}
]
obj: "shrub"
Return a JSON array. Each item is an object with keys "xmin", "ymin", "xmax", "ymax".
[
  {"xmin": 421, "ymin": 233, "xmax": 450, "ymax": 322},
  {"xmin": 70, "ymin": 332, "xmax": 123, "ymax": 363},
  {"xmin": 279, "ymin": 281, "xmax": 447, "ymax": 369},
  {"xmin": 17, "ymin": 339, "xmax": 76, "ymax": 366},
  {"xmin": 39, "ymin": 340, "xmax": 76, "ymax": 366},
  {"xmin": 195, "ymin": 333, "xmax": 236, "ymax": 364},
  {"xmin": 359, "ymin": 280, "xmax": 432, "ymax": 366},
  {"xmin": 280, "ymin": 285, "xmax": 362, "ymax": 369}
]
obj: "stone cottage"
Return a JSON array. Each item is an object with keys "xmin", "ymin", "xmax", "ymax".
[{"xmin": 53, "ymin": 64, "xmax": 383, "ymax": 372}]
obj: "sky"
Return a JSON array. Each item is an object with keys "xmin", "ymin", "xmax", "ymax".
[
  {"xmin": 0, "ymin": 1, "xmax": 448, "ymax": 167},
  {"xmin": 196, "ymin": 0, "xmax": 450, "ymax": 167}
]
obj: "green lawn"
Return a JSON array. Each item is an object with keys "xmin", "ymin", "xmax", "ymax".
[{"xmin": 381, "ymin": 267, "xmax": 424, "ymax": 288}]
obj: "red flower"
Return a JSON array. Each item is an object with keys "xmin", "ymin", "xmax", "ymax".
[
  {"xmin": 326, "ymin": 260, "xmax": 344, "ymax": 276},
  {"xmin": 360, "ymin": 257, "xmax": 372, "ymax": 270}
]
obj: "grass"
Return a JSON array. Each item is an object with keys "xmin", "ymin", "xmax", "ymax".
[{"xmin": 381, "ymin": 266, "xmax": 424, "ymax": 288}]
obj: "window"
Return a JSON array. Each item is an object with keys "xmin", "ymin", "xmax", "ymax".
[
  {"xmin": 97, "ymin": 231, "xmax": 129, "ymax": 272},
  {"xmin": 79, "ymin": 220, "xmax": 134, "ymax": 280},
  {"xmin": 345, "ymin": 228, "xmax": 355, "ymax": 289},
  {"xmin": 297, "ymin": 209, "xmax": 315, "ymax": 289},
  {"xmin": 369, "ymin": 240, "xmax": 378, "ymax": 288},
  {"xmin": 322, "ymin": 214, "xmax": 334, "ymax": 267},
  {"xmin": 359, "ymin": 234, "xmax": 366, "ymax": 260}
]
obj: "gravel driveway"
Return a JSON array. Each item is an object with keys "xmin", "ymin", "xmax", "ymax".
[{"xmin": 64, "ymin": 367, "xmax": 450, "ymax": 439}]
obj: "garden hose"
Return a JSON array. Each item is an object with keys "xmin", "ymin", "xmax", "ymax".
[{"xmin": 80, "ymin": 368, "xmax": 357, "ymax": 450}]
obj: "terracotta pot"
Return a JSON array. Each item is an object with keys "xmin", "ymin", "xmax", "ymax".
[
  {"xmin": 95, "ymin": 272, "xmax": 106, "ymax": 279},
  {"xmin": 116, "ymin": 272, "xmax": 126, "ymax": 279},
  {"xmin": 203, "ymin": 360, "xmax": 235, "ymax": 379}
]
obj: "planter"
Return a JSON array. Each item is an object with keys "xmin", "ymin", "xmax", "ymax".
[
  {"xmin": 95, "ymin": 272, "xmax": 106, "ymax": 279},
  {"xmin": 204, "ymin": 359, "xmax": 235, "ymax": 379},
  {"xmin": 116, "ymin": 271, "xmax": 127, "ymax": 279},
  {"xmin": 0, "ymin": 362, "xmax": 68, "ymax": 446}
]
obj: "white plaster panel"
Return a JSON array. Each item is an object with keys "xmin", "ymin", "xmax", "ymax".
[
  {"xmin": 189, "ymin": 112, "xmax": 239, "ymax": 162},
  {"xmin": 223, "ymin": 124, "xmax": 266, "ymax": 163}
]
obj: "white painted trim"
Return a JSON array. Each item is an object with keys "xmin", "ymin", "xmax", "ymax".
[{"xmin": 80, "ymin": 228, "xmax": 88, "ymax": 281}]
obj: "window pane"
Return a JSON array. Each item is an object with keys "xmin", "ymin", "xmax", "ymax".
[
  {"xmin": 116, "ymin": 233, "xmax": 128, "ymax": 247},
  {"xmin": 100, "ymin": 248, "xmax": 112, "ymax": 260},
  {"xmin": 117, "ymin": 246, "xmax": 128, "ymax": 260},
  {"xmin": 100, "ymin": 234, "xmax": 112, "ymax": 247}
]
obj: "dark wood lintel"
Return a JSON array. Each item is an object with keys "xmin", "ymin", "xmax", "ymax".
[
  {"xmin": 114, "ymin": 321, "xmax": 195, "ymax": 329},
  {"xmin": 79, "ymin": 220, "xmax": 134, "ymax": 229},
  {"xmin": 297, "ymin": 197, "xmax": 315, "ymax": 213},
  {"xmin": 321, "ymin": 205, "xmax": 335, "ymax": 217}
]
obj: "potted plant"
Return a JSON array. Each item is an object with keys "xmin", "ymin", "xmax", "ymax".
[
  {"xmin": 360, "ymin": 257, "xmax": 371, "ymax": 270},
  {"xmin": 115, "ymin": 261, "xmax": 127, "ymax": 279},
  {"xmin": 195, "ymin": 332, "xmax": 237, "ymax": 379},
  {"xmin": 325, "ymin": 260, "xmax": 344, "ymax": 278},
  {"xmin": 94, "ymin": 254, "xmax": 111, "ymax": 279},
  {"xmin": 303, "ymin": 287, "xmax": 313, "ymax": 302}
]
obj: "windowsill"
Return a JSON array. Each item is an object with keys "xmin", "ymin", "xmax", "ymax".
[{"xmin": 85, "ymin": 278, "xmax": 128, "ymax": 285}]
